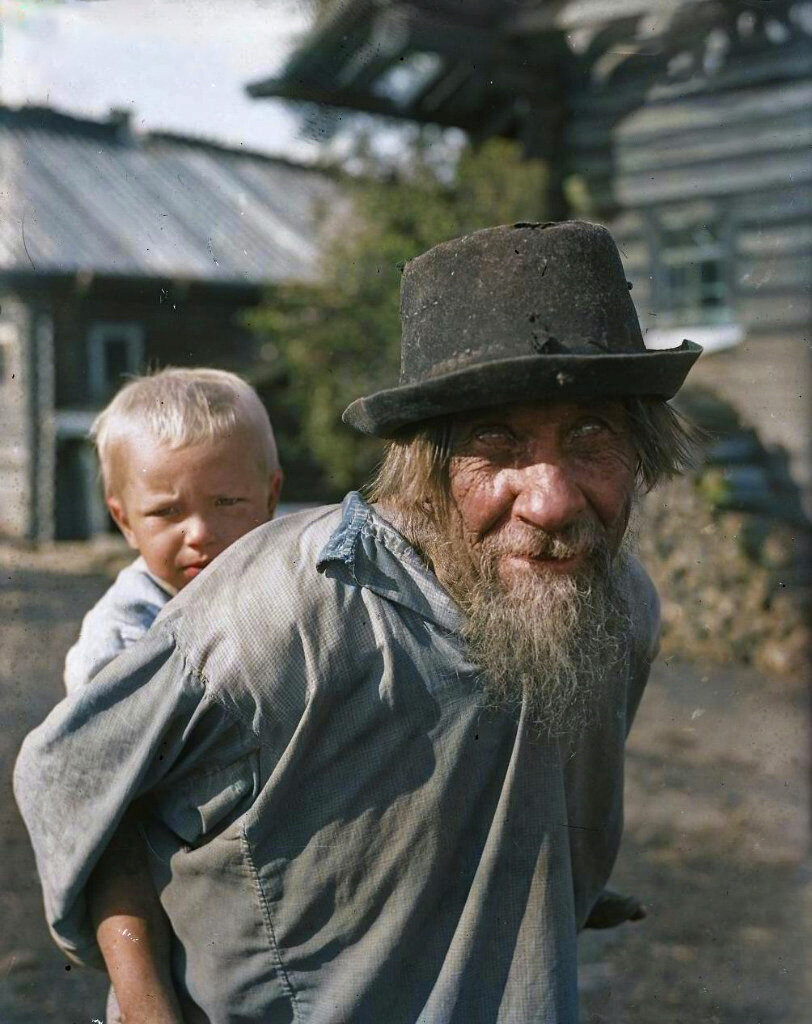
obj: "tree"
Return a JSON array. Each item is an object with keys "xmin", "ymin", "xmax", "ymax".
[{"xmin": 247, "ymin": 135, "xmax": 549, "ymax": 499}]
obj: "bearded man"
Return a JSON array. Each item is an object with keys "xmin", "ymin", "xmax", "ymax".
[{"xmin": 16, "ymin": 221, "xmax": 701, "ymax": 1024}]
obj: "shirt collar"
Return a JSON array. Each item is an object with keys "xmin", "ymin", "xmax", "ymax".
[
  {"xmin": 317, "ymin": 492, "xmax": 463, "ymax": 634},
  {"xmin": 134, "ymin": 556, "xmax": 178, "ymax": 597}
]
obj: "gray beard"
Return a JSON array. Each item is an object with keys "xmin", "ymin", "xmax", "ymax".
[
  {"xmin": 389, "ymin": 504, "xmax": 633, "ymax": 737},
  {"xmin": 458, "ymin": 548, "xmax": 632, "ymax": 736}
]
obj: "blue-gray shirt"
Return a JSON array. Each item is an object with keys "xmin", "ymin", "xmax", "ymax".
[
  {"xmin": 63, "ymin": 556, "xmax": 174, "ymax": 694},
  {"xmin": 15, "ymin": 493, "xmax": 659, "ymax": 1024}
]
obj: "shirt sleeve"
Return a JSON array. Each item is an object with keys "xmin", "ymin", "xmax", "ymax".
[
  {"xmin": 14, "ymin": 623, "xmax": 245, "ymax": 967},
  {"xmin": 63, "ymin": 619, "xmax": 129, "ymax": 695},
  {"xmin": 63, "ymin": 589, "xmax": 165, "ymax": 695}
]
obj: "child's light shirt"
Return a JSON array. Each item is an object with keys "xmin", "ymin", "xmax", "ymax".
[{"xmin": 64, "ymin": 557, "xmax": 176, "ymax": 694}]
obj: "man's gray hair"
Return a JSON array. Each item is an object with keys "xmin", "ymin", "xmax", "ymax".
[{"xmin": 91, "ymin": 367, "xmax": 279, "ymax": 496}]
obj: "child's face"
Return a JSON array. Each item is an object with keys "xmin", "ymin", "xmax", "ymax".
[{"xmin": 107, "ymin": 431, "xmax": 282, "ymax": 592}]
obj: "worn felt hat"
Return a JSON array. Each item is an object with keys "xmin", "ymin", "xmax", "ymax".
[{"xmin": 343, "ymin": 220, "xmax": 702, "ymax": 437}]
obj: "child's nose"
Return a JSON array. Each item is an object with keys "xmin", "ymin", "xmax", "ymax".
[{"xmin": 183, "ymin": 515, "xmax": 214, "ymax": 547}]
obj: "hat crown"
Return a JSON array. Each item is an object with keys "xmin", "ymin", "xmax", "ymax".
[{"xmin": 399, "ymin": 220, "xmax": 644, "ymax": 385}]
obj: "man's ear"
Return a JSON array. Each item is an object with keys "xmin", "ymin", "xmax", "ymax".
[
  {"xmin": 267, "ymin": 469, "xmax": 283, "ymax": 518},
  {"xmin": 107, "ymin": 495, "xmax": 138, "ymax": 549}
]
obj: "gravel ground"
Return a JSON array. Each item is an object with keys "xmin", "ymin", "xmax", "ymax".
[{"xmin": 1, "ymin": 555, "xmax": 809, "ymax": 1023}]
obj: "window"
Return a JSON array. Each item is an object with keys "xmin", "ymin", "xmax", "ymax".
[
  {"xmin": 653, "ymin": 211, "xmax": 731, "ymax": 326},
  {"xmin": 87, "ymin": 323, "xmax": 144, "ymax": 400}
]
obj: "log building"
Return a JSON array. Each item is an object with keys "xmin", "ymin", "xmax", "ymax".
[
  {"xmin": 0, "ymin": 106, "xmax": 337, "ymax": 540},
  {"xmin": 250, "ymin": 0, "xmax": 811, "ymax": 491}
]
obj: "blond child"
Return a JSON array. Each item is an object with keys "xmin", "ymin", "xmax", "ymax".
[{"xmin": 64, "ymin": 367, "xmax": 282, "ymax": 1023}]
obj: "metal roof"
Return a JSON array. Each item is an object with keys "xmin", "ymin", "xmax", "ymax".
[{"xmin": 0, "ymin": 106, "xmax": 339, "ymax": 286}]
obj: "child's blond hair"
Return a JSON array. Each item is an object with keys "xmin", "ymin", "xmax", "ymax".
[{"xmin": 91, "ymin": 367, "xmax": 279, "ymax": 497}]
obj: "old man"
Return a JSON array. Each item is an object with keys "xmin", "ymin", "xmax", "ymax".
[{"xmin": 16, "ymin": 221, "xmax": 700, "ymax": 1023}]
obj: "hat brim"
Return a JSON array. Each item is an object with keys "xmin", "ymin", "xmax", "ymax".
[{"xmin": 343, "ymin": 341, "xmax": 703, "ymax": 437}]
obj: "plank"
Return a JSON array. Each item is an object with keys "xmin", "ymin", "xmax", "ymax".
[{"xmin": 506, "ymin": 0, "xmax": 705, "ymax": 36}]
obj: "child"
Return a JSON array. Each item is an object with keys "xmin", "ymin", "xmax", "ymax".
[{"xmin": 64, "ymin": 367, "xmax": 282, "ymax": 1023}]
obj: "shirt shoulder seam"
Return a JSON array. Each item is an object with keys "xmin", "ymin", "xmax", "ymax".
[{"xmin": 166, "ymin": 625, "xmax": 260, "ymax": 736}]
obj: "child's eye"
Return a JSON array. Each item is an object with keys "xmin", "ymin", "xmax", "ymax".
[{"xmin": 148, "ymin": 507, "xmax": 178, "ymax": 518}]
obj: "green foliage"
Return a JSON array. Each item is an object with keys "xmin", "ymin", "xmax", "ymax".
[{"xmin": 247, "ymin": 137, "xmax": 549, "ymax": 498}]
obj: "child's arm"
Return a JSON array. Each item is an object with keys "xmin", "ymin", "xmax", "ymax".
[{"xmin": 88, "ymin": 813, "xmax": 184, "ymax": 1024}]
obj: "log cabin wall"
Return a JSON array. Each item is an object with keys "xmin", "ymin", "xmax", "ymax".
[
  {"xmin": 249, "ymin": 0, "xmax": 811, "ymax": 340},
  {"xmin": 562, "ymin": 16, "xmax": 812, "ymax": 340}
]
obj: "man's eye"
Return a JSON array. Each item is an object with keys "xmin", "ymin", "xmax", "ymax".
[
  {"xmin": 215, "ymin": 497, "xmax": 244, "ymax": 507},
  {"xmin": 570, "ymin": 419, "xmax": 610, "ymax": 441},
  {"xmin": 472, "ymin": 426, "xmax": 514, "ymax": 444},
  {"xmin": 149, "ymin": 507, "xmax": 177, "ymax": 518}
]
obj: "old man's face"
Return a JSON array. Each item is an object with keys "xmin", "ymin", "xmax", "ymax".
[
  {"xmin": 442, "ymin": 399, "xmax": 638, "ymax": 734},
  {"xmin": 447, "ymin": 400, "xmax": 637, "ymax": 587}
]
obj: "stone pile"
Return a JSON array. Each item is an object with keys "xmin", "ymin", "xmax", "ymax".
[{"xmin": 638, "ymin": 458, "xmax": 809, "ymax": 682}]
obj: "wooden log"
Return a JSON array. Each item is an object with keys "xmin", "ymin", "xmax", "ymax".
[{"xmin": 506, "ymin": 0, "xmax": 707, "ymax": 37}]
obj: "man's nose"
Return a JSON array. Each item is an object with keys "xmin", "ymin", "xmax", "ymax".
[{"xmin": 507, "ymin": 462, "xmax": 588, "ymax": 533}]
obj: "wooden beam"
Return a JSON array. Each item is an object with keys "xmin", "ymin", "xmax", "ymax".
[
  {"xmin": 413, "ymin": 61, "xmax": 474, "ymax": 114},
  {"xmin": 468, "ymin": 99, "xmax": 523, "ymax": 146},
  {"xmin": 361, "ymin": 4, "xmax": 559, "ymax": 72},
  {"xmin": 506, "ymin": 0, "xmax": 711, "ymax": 37},
  {"xmin": 565, "ymin": 40, "xmax": 812, "ymax": 118},
  {"xmin": 568, "ymin": 85, "xmax": 812, "ymax": 152},
  {"xmin": 248, "ymin": 75, "xmax": 506, "ymax": 133},
  {"xmin": 247, "ymin": 0, "xmax": 376, "ymax": 94}
]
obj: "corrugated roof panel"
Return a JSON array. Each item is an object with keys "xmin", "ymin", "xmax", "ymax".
[
  {"xmin": 142, "ymin": 143, "xmax": 305, "ymax": 280},
  {"xmin": 0, "ymin": 108, "xmax": 337, "ymax": 285}
]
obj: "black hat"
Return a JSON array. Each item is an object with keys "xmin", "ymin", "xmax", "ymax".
[{"xmin": 343, "ymin": 220, "xmax": 701, "ymax": 437}]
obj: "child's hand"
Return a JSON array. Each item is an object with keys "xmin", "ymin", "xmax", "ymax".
[{"xmin": 584, "ymin": 887, "xmax": 647, "ymax": 929}]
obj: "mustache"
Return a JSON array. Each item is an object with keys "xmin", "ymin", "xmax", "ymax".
[{"xmin": 481, "ymin": 517, "xmax": 607, "ymax": 562}]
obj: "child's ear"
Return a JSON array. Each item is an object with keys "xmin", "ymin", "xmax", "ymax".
[
  {"xmin": 107, "ymin": 496, "xmax": 138, "ymax": 549},
  {"xmin": 267, "ymin": 469, "xmax": 283, "ymax": 518}
]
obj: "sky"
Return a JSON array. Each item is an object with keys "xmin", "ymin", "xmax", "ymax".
[{"xmin": 0, "ymin": 0, "xmax": 325, "ymax": 159}]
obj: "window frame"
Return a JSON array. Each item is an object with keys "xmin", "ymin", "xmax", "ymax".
[
  {"xmin": 648, "ymin": 204, "xmax": 734, "ymax": 328},
  {"xmin": 87, "ymin": 322, "xmax": 144, "ymax": 401}
]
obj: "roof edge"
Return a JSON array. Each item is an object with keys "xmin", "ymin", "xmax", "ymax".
[{"xmin": 0, "ymin": 102, "xmax": 331, "ymax": 172}]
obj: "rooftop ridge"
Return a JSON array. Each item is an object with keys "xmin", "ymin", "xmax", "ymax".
[{"xmin": 0, "ymin": 102, "xmax": 333, "ymax": 174}]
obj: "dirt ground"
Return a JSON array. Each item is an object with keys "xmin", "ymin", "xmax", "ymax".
[
  {"xmin": 1, "ymin": 550, "xmax": 809, "ymax": 1023},
  {"xmin": 578, "ymin": 657, "xmax": 810, "ymax": 1023}
]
